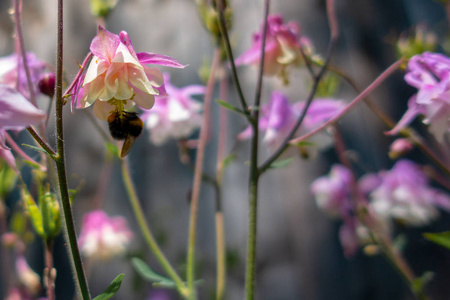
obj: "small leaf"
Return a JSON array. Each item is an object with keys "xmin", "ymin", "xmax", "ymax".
[
  {"xmin": 131, "ymin": 257, "xmax": 174, "ymax": 285},
  {"xmin": 93, "ymin": 274, "xmax": 125, "ymax": 300},
  {"xmin": 412, "ymin": 271, "xmax": 434, "ymax": 294},
  {"xmin": 105, "ymin": 142, "xmax": 120, "ymax": 157},
  {"xmin": 295, "ymin": 141, "xmax": 316, "ymax": 147},
  {"xmin": 21, "ymin": 144, "xmax": 50, "ymax": 156},
  {"xmin": 221, "ymin": 153, "xmax": 237, "ymax": 170},
  {"xmin": 423, "ymin": 232, "xmax": 450, "ymax": 249},
  {"xmin": 268, "ymin": 158, "xmax": 293, "ymax": 169},
  {"xmin": 215, "ymin": 100, "xmax": 247, "ymax": 116}
]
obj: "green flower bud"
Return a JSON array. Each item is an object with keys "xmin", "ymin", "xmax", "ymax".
[
  {"xmin": 89, "ymin": 0, "xmax": 118, "ymax": 18},
  {"xmin": 395, "ymin": 26, "xmax": 438, "ymax": 60}
]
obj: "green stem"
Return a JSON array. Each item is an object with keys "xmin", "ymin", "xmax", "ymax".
[
  {"xmin": 244, "ymin": 0, "xmax": 270, "ymax": 298},
  {"xmin": 54, "ymin": 1, "xmax": 91, "ymax": 299},
  {"xmin": 120, "ymin": 158, "xmax": 188, "ymax": 298},
  {"xmin": 216, "ymin": 0, "xmax": 250, "ymax": 116}
]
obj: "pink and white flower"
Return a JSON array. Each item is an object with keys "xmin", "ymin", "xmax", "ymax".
[
  {"xmin": 73, "ymin": 26, "xmax": 185, "ymax": 120},
  {"xmin": 235, "ymin": 14, "xmax": 313, "ymax": 77},
  {"xmin": 78, "ymin": 210, "xmax": 133, "ymax": 261},
  {"xmin": 0, "ymin": 52, "xmax": 46, "ymax": 100},
  {"xmin": 0, "ymin": 84, "xmax": 46, "ymax": 171},
  {"xmin": 387, "ymin": 52, "xmax": 450, "ymax": 142},
  {"xmin": 365, "ymin": 159, "xmax": 450, "ymax": 226},
  {"xmin": 141, "ymin": 73, "xmax": 204, "ymax": 145}
]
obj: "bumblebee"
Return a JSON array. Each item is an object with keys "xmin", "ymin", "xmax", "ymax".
[{"xmin": 107, "ymin": 111, "xmax": 144, "ymax": 158}]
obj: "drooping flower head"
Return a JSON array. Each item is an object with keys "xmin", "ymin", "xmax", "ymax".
[
  {"xmin": 235, "ymin": 14, "xmax": 313, "ymax": 81},
  {"xmin": 238, "ymin": 91, "xmax": 344, "ymax": 150},
  {"xmin": 74, "ymin": 26, "xmax": 185, "ymax": 121},
  {"xmin": 78, "ymin": 210, "xmax": 133, "ymax": 261},
  {"xmin": 365, "ymin": 159, "xmax": 450, "ymax": 226},
  {"xmin": 387, "ymin": 52, "xmax": 450, "ymax": 142},
  {"xmin": 0, "ymin": 52, "xmax": 46, "ymax": 100},
  {"xmin": 141, "ymin": 73, "xmax": 204, "ymax": 145}
]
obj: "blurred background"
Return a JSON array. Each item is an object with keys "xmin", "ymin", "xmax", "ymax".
[{"xmin": 1, "ymin": 0, "xmax": 450, "ymax": 299}]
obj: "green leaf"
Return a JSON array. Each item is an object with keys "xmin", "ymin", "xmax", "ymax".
[
  {"xmin": 215, "ymin": 100, "xmax": 247, "ymax": 116},
  {"xmin": 21, "ymin": 144, "xmax": 50, "ymax": 156},
  {"xmin": 423, "ymin": 232, "xmax": 450, "ymax": 249},
  {"xmin": 221, "ymin": 153, "xmax": 237, "ymax": 170},
  {"xmin": 131, "ymin": 257, "xmax": 175, "ymax": 286},
  {"xmin": 295, "ymin": 141, "xmax": 316, "ymax": 147},
  {"xmin": 105, "ymin": 142, "xmax": 120, "ymax": 158},
  {"xmin": 268, "ymin": 158, "xmax": 293, "ymax": 169},
  {"xmin": 93, "ymin": 274, "xmax": 125, "ymax": 300},
  {"xmin": 412, "ymin": 271, "xmax": 434, "ymax": 294}
]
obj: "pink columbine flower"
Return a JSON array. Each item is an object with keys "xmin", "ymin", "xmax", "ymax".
[
  {"xmin": 235, "ymin": 14, "xmax": 313, "ymax": 78},
  {"xmin": 0, "ymin": 52, "xmax": 46, "ymax": 100},
  {"xmin": 387, "ymin": 52, "xmax": 450, "ymax": 142},
  {"xmin": 141, "ymin": 73, "xmax": 204, "ymax": 145},
  {"xmin": 73, "ymin": 26, "xmax": 185, "ymax": 120},
  {"xmin": 0, "ymin": 84, "xmax": 46, "ymax": 171},
  {"xmin": 365, "ymin": 159, "xmax": 450, "ymax": 226},
  {"xmin": 238, "ymin": 91, "xmax": 344, "ymax": 149},
  {"xmin": 311, "ymin": 164, "xmax": 354, "ymax": 218},
  {"xmin": 78, "ymin": 210, "xmax": 133, "ymax": 261}
]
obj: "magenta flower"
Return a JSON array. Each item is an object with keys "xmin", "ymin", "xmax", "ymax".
[
  {"xmin": 73, "ymin": 26, "xmax": 185, "ymax": 120},
  {"xmin": 141, "ymin": 73, "xmax": 204, "ymax": 145},
  {"xmin": 387, "ymin": 52, "xmax": 450, "ymax": 142},
  {"xmin": 78, "ymin": 210, "xmax": 133, "ymax": 260},
  {"xmin": 0, "ymin": 52, "xmax": 46, "ymax": 100},
  {"xmin": 365, "ymin": 159, "xmax": 450, "ymax": 226},
  {"xmin": 238, "ymin": 91, "xmax": 344, "ymax": 149},
  {"xmin": 311, "ymin": 164, "xmax": 354, "ymax": 218},
  {"xmin": 235, "ymin": 14, "xmax": 313, "ymax": 78}
]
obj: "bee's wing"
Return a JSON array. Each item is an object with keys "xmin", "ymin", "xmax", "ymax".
[{"xmin": 120, "ymin": 135, "xmax": 137, "ymax": 158}]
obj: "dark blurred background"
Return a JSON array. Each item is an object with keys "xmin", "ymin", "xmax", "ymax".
[{"xmin": 1, "ymin": 0, "xmax": 450, "ymax": 299}]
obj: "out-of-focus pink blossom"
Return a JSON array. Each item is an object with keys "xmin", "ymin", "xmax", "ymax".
[
  {"xmin": 16, "ymin": 255, "xmax": 41, "ymax": 296},
  {"xmin": 387, "ymin": 52, "xmax": 450, "ymax": 142},
  {"xmin": 388, "ymin": 138, "xmax": 414, "ymax": 159},
  {"xmin": 235, "ymin": 14, "xmax": 313, "ymax": 78},
  {"xmin": 0, "ymin": 52, "xmax": 46, "ymax": 100},
  {"xmin": 311, "ymin": 164, "xmax": 354, "ymax": 218},
  {"xmin": 78, "ymin": 210, "xmax": 133, "ymax": 261},
  {"xmin": 365, "ymin": 159, "xmax": 450, "ymax": 226},
  {"xmin": 0, "ymin": 84, "xmax": 46, "ymax": 170},
  {"xmin": 147, "ymin": 289, "xmax": 173, "ymax": 300},
  {"xmin": 141, "ymin": 74, "xmax": 204, "ymax": 145},
  {"xmin": 73, "ymin": 26, "xmax": 185, "ymax": 120},
  {"xmin": 238, "ymin": 91, "xmax": 344, "ymax": 149}
]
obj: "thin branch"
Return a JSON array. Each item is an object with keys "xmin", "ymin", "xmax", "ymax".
[
  {"xmin": 186, "ymin": 48, "xmax": 221, "ymax": 298},
  {"xmin": 288, "ymin": 59, "xmax": 404, "ymax": 145},
  {"xmin": 259, "ymin": 0, "xmax": 340, "ymax": 173},
  {"xmin": 217, "ymin": 0, "xmax": 251, "ymax": 116}
]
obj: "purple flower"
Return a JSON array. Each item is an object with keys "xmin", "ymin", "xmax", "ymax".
[
  {"xmin": 235, "ymin": 14, "xmax": 313, "ymax": 78},
  {"xmin": 365, "ymin": 159, "xmax": 450, "ymax": 226},
  {"xmin": 73, "ymin": 26, "xmax": 185, "ymax": 120},
  {"xmin": 78, "ymin": 210, "xmax": 133, "ymax": 260},
  {"xmin": 311, "ymin": 164, "xmax": 354, "ymax": 218},
  {"xmin": 387, "ymin": 52, "xmax": 450, "ymax": 142},
  {"xmin": 0, "ymin": 52, "xmax": 46, "ymax": 100},
  {"xmin": 238, "ymin": 91, "xmax": 344, "ymax": 149},
  {"xmin": 0, "ymin": 84, "xmax": 46, "ymax": 170},
  {"xmin": 141, "ymin": 74, "xmax": 204, "ymax": 145}
]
